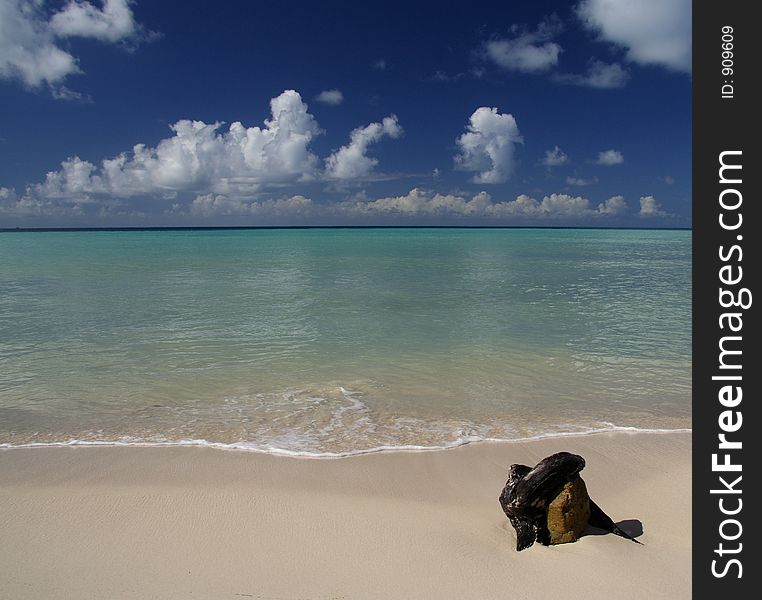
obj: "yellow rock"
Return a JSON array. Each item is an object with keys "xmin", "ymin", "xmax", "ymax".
[{"xmin": 546, "ymin": 475, "xmax": 591, "ymax": 544}]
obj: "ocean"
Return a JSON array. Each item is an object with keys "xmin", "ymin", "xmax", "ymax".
[{"xmin": 0, "ymin": 228, "xmax": 691, "ymax": 456}]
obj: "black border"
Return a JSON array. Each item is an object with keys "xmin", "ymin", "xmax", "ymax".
[{"xmin": 693, "ymin": 1, "xmax": 758, "ymax": 597}]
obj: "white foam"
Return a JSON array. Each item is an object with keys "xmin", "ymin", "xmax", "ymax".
[{"xmin": 0, "ymin": 424, "xmax": 691, "ymax": 458}]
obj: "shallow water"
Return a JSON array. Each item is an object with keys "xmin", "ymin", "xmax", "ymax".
[{"xmin": 0, "ymin": 228, "xmax": 691, "ymax": 455}]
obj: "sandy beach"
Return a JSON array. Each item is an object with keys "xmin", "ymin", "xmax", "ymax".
[{"xmin": 0, "ymin": 431, "xmax": 690, "ymax": 599}]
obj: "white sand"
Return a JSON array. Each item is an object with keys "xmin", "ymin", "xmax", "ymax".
[{"xmin": 0, "ymin": 431, "xmax": 690, "ymax": 599}]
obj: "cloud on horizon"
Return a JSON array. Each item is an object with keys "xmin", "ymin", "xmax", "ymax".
[
  {"xmin": 638, "ymin": 195, "xmax": 668, "ymax": 218},
  {"xmin": 10, "ymin": 90, "xmax": 410, "ymax": 205},
  {"xmin": 26, "ymin": 90, "xmax": 324, "ymax": 202},
  {"xmin": 0, "ymin": 86, "xmax": 680, "ymax": 227},
  {"xmin": 2, "ymin": 183, "xmax": 646, "ymax": 225},
  {"xmin": 178, "ymin": 189, "xmax": 635, "ymax": 221},
  {"xmin": 186, "ymin": 193, "xmax": 315, "ymax": 218}
]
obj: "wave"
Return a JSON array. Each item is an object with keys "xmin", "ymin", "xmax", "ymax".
[{"xmin": 0, "ymin": 423, "xmax": 692, "ymax": 458}]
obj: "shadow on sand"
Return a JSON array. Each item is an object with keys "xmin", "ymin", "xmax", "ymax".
[{"xmin": 583, "ymin": 519, "xmax": 644, "ymax": 541}]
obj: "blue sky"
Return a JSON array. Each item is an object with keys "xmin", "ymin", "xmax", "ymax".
[{"xmin": 0, "ymin": 0, "xmax": 691, "ymax": 227}]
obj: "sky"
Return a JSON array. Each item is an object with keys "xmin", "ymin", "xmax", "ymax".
[{"xmin": 0, "ymin": 0, "xmax": 691, "ymax": 227}]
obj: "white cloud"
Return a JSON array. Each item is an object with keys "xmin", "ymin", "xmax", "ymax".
[
  {"xmin": 484, "ymin": 17, "xmax": 563, "ymax": 73},
  {"xmin": 314, "ymin": 89, "xmax": 343, "ymax": 105},
  {"xmin": 336, "ymin": 189, "xmax": 630, "ymax": 220},
  {"xmin": 597, "ymin": 194, "xmax": 627, "ymax": 215},
  {"xmin": 49, "ymin": 0, "xmax": 136, "ymax": 42},
  {"xmin": 325, "ymin": 116, "xmax": 403, "ymax": 180},
  {"xmin": 188, "ymin": 193, "xmax": 251, "ymax": 217},
  {"xmin": 554, "ymin": 59, "xmax": 629, "ymax": 89},
  {"xmin": 485, "ymin": 38, "xmax": 561, "ymax": 73},
  {"xmin": 208, "ymin": 189, "xmax": 622, "ymax": 221},
  {"xmin": 2, "ymin": 183, "xmax": 638, "ymax": 223},
  {"xmin": 542, "ymin": 145, "xmax": 569, "ymax": 167},
  {"xmin": 35, "ymin": 155, "xmax": 104, "ymax": 198},
  {"xmin": 343, "ymin": 189, "xmax": 492, "ymax": 217},
  {"xmin": 0, "ymin": 0, "xmax": 145, "ymax": 91},
  {"xmin": 188, "ymin": 193, "xmax": 314, "ymax": 218},
  {"xmin": 454, "ymin": 107, "xmax": 523, "ymax": 184},
  {"xmin": 372, "ymin": 59, "xmax": 387, "ymax": 70},
  {"xmin": 0, "ymin": 185, "xmax": 84, "ymax": 217},
  {"xmin": 639, "ymin": 195, "xmax": 668, "ymax": 217},
  {"xmin": 566, "ymin": 176, "xmax": 598, "ymax": 186},
  {"xmin": 581, "ymin": 60, "xmax": 629, "ymax": 88},
  {"xmin": 595, "ymin": 149, "xmax": 624, "ymax": 165},
  {"xmin": 577, "ymin": 0, "xmax": 691, "ymax": 73},
  {"xmin": 23, "ymin": 94, "xmax": 408, "ymax": 202},
  {"xmin": 0, "ymin": 0, "xmax": 80, "ymax": 88},
  {"xmin": 30, "ymin": 90, "xmax": 322, "ymax": 199},
  {"xmin": 533, "ymin": 193, "xmax": 592, "ymax": 217}
]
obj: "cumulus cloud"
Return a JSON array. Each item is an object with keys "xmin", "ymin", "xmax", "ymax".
[
  {"xmin": 0, "ymin": 0, "xmax": 147, "ymax": 92},
  {"xmin": 3, "ymin": 182, "xmax": 638, "ymax": 223},
  {"xmin": 336, "ymin": 189, "xmax": 630, "ymax": 220},
  {"xmin": 0, "ymin": 185, "xmax": 84, "ymax": 217},
  {"xmin": 314, "ymin": 89, "xmax": 343, "ymax": 105},
  {"xmin": 33, "ymin": 90, "xmax": 321, "ymax": 199},
  {"xmin": 597, "ymin": 194, "xmax": 627, "ymax": 215},
  {"xmin": 484, "ymin": 16, "xmax": 563, "ymax": 73},
  {"xmin": 595, "ymin": 149, "xmax": 624, "ymax": 165},
  {"xmin": 542, "ymin": 146, "xmax": 569, "ymax": 167},
  {"xmin": 8, "ymin": 91, "xmax": 410, "ymax": 215},
  {"xmin": 577, "ymin": 0, "xmax": 691, "ymax": 73},
  {"xmin": 566, "ymin": 175, "xmax": 598, "ymax": 186},
  {"xmin": 343, "ymin": 189, "xmax": 493, "ymax": 217},
  {"xmin": 49, "ymin": 0, "xmax": 137, "ymax": 42},
  {"xmin": 553, "ymin": 59, "xmax": 629, "ymax": 89},
  {"xmin": 188, "ymin": 193, "xmax": 314, "ymax": 218},
  {"xmin": 0, "ymin": 0, "xmax": 79, "ymax": 88},
  {"xmin": 638, "ymin": 195, "xmax": 668, "ymax": 217},
  {"xmin": 324, "ymin": 116, "xmax": 403, "ymax": 180},
  {"xmin": 454, "ymin": 107, "xmax": 523, "ymax": 184}
]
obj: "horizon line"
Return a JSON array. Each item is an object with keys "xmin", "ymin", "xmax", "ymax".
[{"xmin": 0, "ymin": 225, "xmax": 692, "ymax": 233}]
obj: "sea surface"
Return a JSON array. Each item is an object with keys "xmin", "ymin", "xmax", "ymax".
[{"xmin": 0, "ymin": 228, "xmax": 691, "ymax": 456}]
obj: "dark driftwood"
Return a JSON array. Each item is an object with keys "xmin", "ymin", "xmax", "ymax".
[{"xmin": 498, "ymin": 451, "xmax": 642, "ymax": 551}]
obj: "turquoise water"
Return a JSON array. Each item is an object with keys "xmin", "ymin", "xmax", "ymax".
[{"xmin": 0, "ymin": 228, "xmax": 690, "ymax": 455}]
